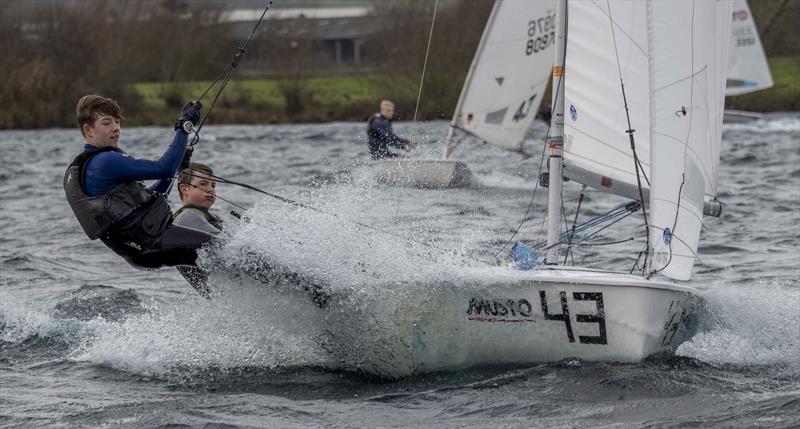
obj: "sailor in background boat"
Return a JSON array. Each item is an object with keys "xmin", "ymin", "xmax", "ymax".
[
  {"xmin": 367, "ymin": 100, "xmax": 417, "ymax": 159},
  {"xmin": 64, "ymin": 95, "xmax": 215, "ymax": 275}
]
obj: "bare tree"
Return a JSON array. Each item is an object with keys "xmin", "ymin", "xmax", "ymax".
[{"xmin": 367, "ymin": 0, "xmax": 492, "ymax": 120}]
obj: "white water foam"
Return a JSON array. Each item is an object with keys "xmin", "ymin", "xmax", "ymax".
[
  {"xmin": 1, "ymin": 282, "xmax": 328, "ymax": 377},
  {"xmin": 213, "ymin": 185, "xmax": 475, "ymax": 289},
  {"xmin": 0, "ymin": 289, "xmax": 69, "ymax": 344},
  {"xmin": 74, "ymin": 282, "xmax": 327, "ymax": 376},
  {"xmin": 73, "ymin": 183, "xmax": 480, "ymax": 378},
  {"xmin": 677, "ymin": 279, "xmax": 800, "ymax": 369}
]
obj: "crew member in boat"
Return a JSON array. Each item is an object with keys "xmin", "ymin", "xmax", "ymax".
[
  {"xmin": 171, "ymin": 162, "xmax": 223, "ymax": 297},
  {"xmin": 173, "ymin": 162, "xmax": 223, "ymax": 236},
  {"xmin": 64, "ymin": 94, "xmax": 215, "ymax": 273},
  {"xmin": 367, "ymin": 100, "xmax": 417, "ymax": 159}
]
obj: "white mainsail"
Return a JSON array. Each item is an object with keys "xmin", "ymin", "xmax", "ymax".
[
  {"xmin": 648, "ymin": 0, "xmax": 732, "ymax": 281},
  {"xmin": 448, "ymin": 0, "xmax": 555, "ymax": 153},
  {"xmin": 562, "ymin": 0, "xmax": 651, "ymax": 201},
  {"xmin": 726, "ymin": 0, "xmax": 773, "ymax": 96}
]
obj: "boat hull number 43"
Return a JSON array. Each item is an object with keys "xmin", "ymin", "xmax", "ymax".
[{"xmin": 466, "ymin": 291, "xmax": 607, "ymax": 345}]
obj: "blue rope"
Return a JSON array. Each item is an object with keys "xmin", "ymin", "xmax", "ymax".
[{"xmin": 532, "ymin": 201, "xmax": 639, "ymax": 251}]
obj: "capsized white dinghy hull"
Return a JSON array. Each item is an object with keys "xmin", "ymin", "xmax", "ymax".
[
  {"xmin": 400, "ymin": 267, "xmax": 700, "ymax": 373},
  {"xmin": 372, "ymin": 159, "xmax": 471, "ymax": 188}
]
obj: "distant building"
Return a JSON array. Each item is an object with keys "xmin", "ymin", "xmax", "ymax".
[{"xmin": 220, "ymin": 5, "xmax": 381, "ymax": 65}]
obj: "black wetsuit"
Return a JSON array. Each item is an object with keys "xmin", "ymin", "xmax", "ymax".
[{"xmin": 366, "ymin": 113, "xmax": 411, "ymax": 159}]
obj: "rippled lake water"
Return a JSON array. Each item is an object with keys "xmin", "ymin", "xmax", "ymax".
[{"xmin": 1, "ymin": 115, "xmax": 799, "ymax": 428}]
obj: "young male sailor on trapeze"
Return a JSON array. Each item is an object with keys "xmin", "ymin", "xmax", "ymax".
[{"xmin": 64, "ymin": 95, "xmax": 216, "ymax": 294}]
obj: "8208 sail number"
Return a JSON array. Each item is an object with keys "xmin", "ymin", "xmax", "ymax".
[{"xmin": 526, "ymin": 13, "xmax": 556, "ymax": 55}]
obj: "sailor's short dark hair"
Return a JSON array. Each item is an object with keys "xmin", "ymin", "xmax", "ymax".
[
  {"xmin": 76, "ymin": 95, "xmax": 124, "ymax": 136},
  {"xmin": 178, "ymin": 162, "xmax": 214, "ymax": 199}
]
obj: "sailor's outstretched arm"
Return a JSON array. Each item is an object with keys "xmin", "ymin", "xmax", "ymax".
[
  {"xmin": 149, "ymin": 141, "xmax": 194, "ymax": 194},
  {"xmin": 89, "ymin": 130, "xmax": 188, "ymax": 186}
]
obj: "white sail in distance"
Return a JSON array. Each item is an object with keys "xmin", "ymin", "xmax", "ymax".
[
  {"xmin": 726, "ymin": 0, "xmax": 773, "ymax": 96},
  {"xmin": 448, "ymin": 0, "xmax": 555, "ymax": 153},
  {"xmin": 648, "ymin": 0, "xmax": 732, "ymax": 281},
  {"xmin": 562, "ymin": 0, "xmax": 651, "ymax": 201}
]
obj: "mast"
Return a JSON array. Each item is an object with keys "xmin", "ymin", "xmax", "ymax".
[{"xmin": 544, "ymin": 0, "xmax": 567, "ymax": 264}]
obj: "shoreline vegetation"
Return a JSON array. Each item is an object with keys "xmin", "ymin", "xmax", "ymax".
[
  {"xmin": 724, "ymin": 57, "xmax": 800, "ymax": 113},
  {"xmin": 9, "ymin": 54, "xmax": 799, "ymax": 130},
  {"xmin": 1, "ymin": 0, "xmax": 797, "ymax": 129},
  {"xmin": 134, "ymin": 56, "xmax": 799, "ymax": 127}
]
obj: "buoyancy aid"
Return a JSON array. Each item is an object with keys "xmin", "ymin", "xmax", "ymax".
[
  {"xmin": 63, "ymin": 146, "xmax": 172, "ymax": 249},
  {"xmin": 172, "ymin": 204, "xmax": 223, "ymax": 231}
]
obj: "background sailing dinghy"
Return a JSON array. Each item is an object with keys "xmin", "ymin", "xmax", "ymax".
[
  {"xmin": 373, "ymin": 0, "xmax": 554, "ymax": 189},
  {"xmin": 724, "ymin": 0, "xmax": 774, "ymax": 123}
]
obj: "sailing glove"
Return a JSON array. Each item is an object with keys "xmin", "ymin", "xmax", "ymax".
[{"xmin": 175, "ymin": 101, "xmax": 203, "ymax": 134}]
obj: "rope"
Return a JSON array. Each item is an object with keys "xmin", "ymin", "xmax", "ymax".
[
  {"xmin": 413, "ymin": 0, "xmax": 439, "ymax": 123},
  {"xmin": 560, "ymin": 190, "xmax": 574, "ymax": 265},
  {"xmin": 564, "ymin": 185, "xmax": 587, "ymax": 264},
  {"xmin": 177, "ymin": 170, "xmax": 491, "ymax": 266},
  {"xmin": 491, "ymin": 140, "xmax": 546, "ymax": 261},
  {"xmin": 651, "ymin": 175, "xmax": 686, "ymax": 275},
  {"xmin": 649, "ymin": 224, "xmax": 704, "ymax": 264},
  {"xmin": 190, "ymin": 0, "xmax": 273, "ymax": 146},
  {"xmin": 532, "ymin": 201, "xmax": 640, "ymax": 251},
  {"xmin": 572, "ymin": 237, "xmax": 634, "ymax": 247},
  {"xmin": 606, "ymin": 0, "xmax": 650, "ymax": 273}
]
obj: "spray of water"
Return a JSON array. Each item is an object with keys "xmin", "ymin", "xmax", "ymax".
[{"xmin": 677, "ymin": 279, "xmax": 800, "ymax": 370}]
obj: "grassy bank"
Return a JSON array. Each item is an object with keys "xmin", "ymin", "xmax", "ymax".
[
  {"xmin": 725, "ymin": 56, "xmax": 800, "ymax": 112},
  {"xmin": 127, "ymin": 56, "xmax": 798, "ymax": 126},
  {"xmin": 128, "ymin": 75, "xmax": 425, "ymax": 126}
]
